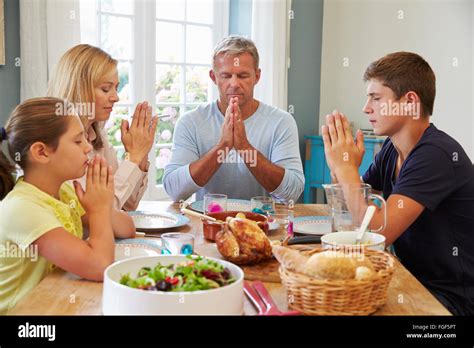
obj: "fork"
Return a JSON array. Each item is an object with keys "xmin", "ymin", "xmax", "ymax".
[{"xmin": 244, "ymin": 281, "xmax": 300, "ymax": 316}]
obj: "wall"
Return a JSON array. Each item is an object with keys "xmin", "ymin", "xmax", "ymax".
[
  {"xmin": 229, "ymin": 0, "xmax": 325, "ymax": 201},
  {"xmin": 287, "ymin": 0, "xmax": 324, "ymax": 163},
  {"xmin": 229, "ymin": 0, "xmax": 252, "ymax": 37},
  {"xmin": 319, "ymin": 0, "xmax": 473, "ymax": 160},
  {"xmin": 0, "ymin": 0, "xmax": 20, "ymax": 126}
]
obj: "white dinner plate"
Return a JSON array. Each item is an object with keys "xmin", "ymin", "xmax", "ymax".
[
  {"xmin": 268, "ymin": 221, "xmax": 280, "ymax": 231},
  {"xmin": 114, "ymin": 240, "xmax": 162, "ymax": 262},
  {"xmin": 293, "ymin": 216, "xmax": 332, "ymax": 235},
  {"xmin": 129, "ymin": 212, "xmax": 190, "ymax": 232}
]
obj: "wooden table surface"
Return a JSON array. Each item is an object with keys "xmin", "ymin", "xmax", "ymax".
[{"xmin": 10, "ymin": 201, "xmax": 450, "ymax": 316}]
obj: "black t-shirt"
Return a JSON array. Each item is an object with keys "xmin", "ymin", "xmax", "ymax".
[{"xmin": 362, "ymin": 124, "xmax": 474, "ymax": 315}]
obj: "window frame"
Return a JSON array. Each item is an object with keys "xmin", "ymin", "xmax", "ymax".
[{"xmin": 83, "ymin": 0, "xmax": 229, "ymax": 200}]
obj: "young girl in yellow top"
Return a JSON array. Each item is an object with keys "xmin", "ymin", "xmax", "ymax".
[{"xmin": 0, "ymin": 97, "xmax": 135, "ymax": 314}]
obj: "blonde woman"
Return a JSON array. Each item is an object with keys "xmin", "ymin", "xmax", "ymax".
[{"xmin": 47, "ymin": 44, "xmax": 157, "ymax": 210}]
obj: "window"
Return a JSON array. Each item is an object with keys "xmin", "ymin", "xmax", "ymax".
[{"xmin": 80, "ymin": 0, "xmax": 229, "ymax": 200}]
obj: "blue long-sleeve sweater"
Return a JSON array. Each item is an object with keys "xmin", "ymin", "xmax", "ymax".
[{"xmin": 163, "ymin": 101, "xmax": 304, "ymax": 203}]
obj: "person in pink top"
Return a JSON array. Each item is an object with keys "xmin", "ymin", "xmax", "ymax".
[{"xmin": 47, "ymin": 44, "xmax": 158, "ymax": 210}]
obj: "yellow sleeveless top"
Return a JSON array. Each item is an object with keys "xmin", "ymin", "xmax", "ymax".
[{"xmin": 0, "ymin": 179, "xmax": 85, "ymax": 314}]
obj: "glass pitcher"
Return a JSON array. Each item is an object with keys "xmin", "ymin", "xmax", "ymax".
[{"xmin": 322, "ymin": 183, "xmax": 387, "ymax": 232}]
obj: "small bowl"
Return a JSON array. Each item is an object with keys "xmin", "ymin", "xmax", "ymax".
[
  {"xmin": 202, "ymin": 211, "xmax": 269, "ymax": 241},
  {"xmin": 103, "ymin": 255, "xmax": 244, "ymax": 315},
  {"xmin": 321, "ymin": 231, "xmax": 386, "ymax": 251}
]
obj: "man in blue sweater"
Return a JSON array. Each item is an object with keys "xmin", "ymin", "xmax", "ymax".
[
  {"xmin": 322, "ymin": 52, "xmax": 474, "ymax": 315},
  {"xmin": 164, "ymin": 36, "xmax": 304, "ymax": 203}
]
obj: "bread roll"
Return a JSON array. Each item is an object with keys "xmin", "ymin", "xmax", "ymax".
[
  {"xmin": 354, "ymin": 256, "xmax": 375, "ymax": 271},
  {"xmin": 272, "ymin": 246, "xmax": 309, "ymax": 274},
  {"xmin": 273, "ymin": 247, "xmax": 377, "ymax": 281},
  {"xmin": 303, "ymin": 251, "xmax": 357, "ymax": 280},
  {"xmin": 355, "ymin": 266, "xmax": 376, "ymax": 280}
]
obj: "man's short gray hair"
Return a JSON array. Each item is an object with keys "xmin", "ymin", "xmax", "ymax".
[{"xmin": 212, "ymin": 36, "xmax": 260, "ymax": 69}]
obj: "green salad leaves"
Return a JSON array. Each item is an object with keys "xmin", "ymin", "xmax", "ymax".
[{"xmin": 119, "ymin": 255, "xmax": 236, "ymax": 292}]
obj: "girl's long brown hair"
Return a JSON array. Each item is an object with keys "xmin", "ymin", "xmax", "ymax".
[{"xmin": 0, "ymin": 97, "xmax": 71, "ymax": 200}]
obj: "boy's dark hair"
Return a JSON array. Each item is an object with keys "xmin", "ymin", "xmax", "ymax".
[{"xmin": 363, "ymin": 51, "xmax": 436, "ymax": 116}]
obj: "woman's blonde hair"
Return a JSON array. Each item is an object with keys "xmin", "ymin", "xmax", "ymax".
[{"xmin": 47, "ymin": 44, "xmax": 118, "ymax": 149}]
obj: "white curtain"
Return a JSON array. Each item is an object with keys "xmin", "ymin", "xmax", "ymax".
[
  {"xmin": 19, "ymin": 0, "xmax": 81, "ymax": 101},
  {"xmin": 251, "ymin": 0, "xmax": 291, "ymax": 110}
]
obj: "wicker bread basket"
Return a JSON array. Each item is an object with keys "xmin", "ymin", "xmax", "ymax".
[{"xmin": 279, "ymin": 247, "xmax": 396, "ymax": 315}]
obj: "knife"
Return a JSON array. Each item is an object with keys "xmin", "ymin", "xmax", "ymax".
[
  {"xmin": 286, "ymin": 235, "xmax": 322, "ymax": 245},
  {"xmin": 135, "ymin": 231, "xmax": 160, "ymax": 238}
]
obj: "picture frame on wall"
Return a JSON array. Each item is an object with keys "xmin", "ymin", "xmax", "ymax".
[{"xmin": 0, "ymin": 0, "xmax": 4, "ymax": 65}]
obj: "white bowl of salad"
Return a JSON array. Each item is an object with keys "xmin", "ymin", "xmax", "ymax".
[{"xmin": 102, "ymin": 255, "xmax": 244, "ymax": 315}]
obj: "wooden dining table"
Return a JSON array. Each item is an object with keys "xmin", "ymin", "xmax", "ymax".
[{"xmin": 9, "ymin": 201, "xmax": 450, "ymax": 315}]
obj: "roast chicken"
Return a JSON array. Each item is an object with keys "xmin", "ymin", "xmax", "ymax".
[{"xmin": 215, "ymin": 216, "xmax": 272, "ymax": 265}]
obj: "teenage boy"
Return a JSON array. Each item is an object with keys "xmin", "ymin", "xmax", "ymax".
[{"xmin": 322, "ymin": 52, "xmax": 474, "ymax": 315}]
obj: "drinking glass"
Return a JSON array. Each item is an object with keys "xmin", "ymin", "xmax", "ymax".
[
  {"xmin": 203, "ymin": 193, "xmax": 227, "ymax": 214},
  {"xmin": 250, "ymin": 196, "xmax": 275, "ymax": 216},
  {"xmin": 267, "ymin": 203, "xmax": 294, "ymax": 239}
]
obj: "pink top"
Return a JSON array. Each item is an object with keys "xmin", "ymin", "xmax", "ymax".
[{"xmin": 76, "ymin": 123, "xmax": 148, "ymax": 211}]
